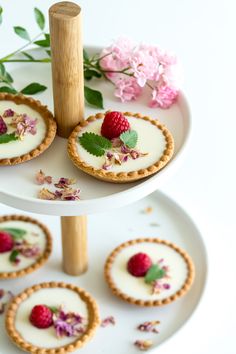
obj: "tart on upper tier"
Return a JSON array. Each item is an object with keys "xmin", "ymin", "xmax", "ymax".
[
  {"xmin": 104, "ymin": 238, "xmax": 195, "ymax": 306},
  {"xmin": 0, "ymin": 215, "xmax": 52, "ymax": 279},
  {"xmin": 0, "ymin": 93, "xmax": 57, "ymax": 166},
  {"xmin": 5, "ymin": 282, "xmax": 100, "ymax": 353},
  {"xmin": 68, "ymin": 111, "xmax": 174, "ymax": 183}
]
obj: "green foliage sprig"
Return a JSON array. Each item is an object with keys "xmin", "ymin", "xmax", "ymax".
[{"xmin": 0, "ymin": 7, "xmax": 111, "ymax": 108}]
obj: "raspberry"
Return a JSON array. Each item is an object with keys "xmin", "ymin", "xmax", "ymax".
[
  {"xmin": 127, "ymin": 252, "xmax": 152, "ymax": 277},
  {"xmin": 0, "ymin": 116, "xmax": 7, "ymax": 135},
  {"xmin": 30, "ymin": 305, "xmax": 53, "ymax": 329},
  {"xmin": 101, "ymin": 111, "xmax": 130, "ymax": 140},
  {"xmin": 0, "ymin": 231, "xmax": 14, "ymax": 253}
]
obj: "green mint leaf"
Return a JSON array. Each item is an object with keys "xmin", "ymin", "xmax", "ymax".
[
  {"xmin": 145, "ymin": 264, "xmax": 166, "ymax": 284},
  {"xmin": 0, "ymin": 6, "xmax": 3, "ymax": 25},
  {"xmin": 21, "ymin": 51, "xmax": 34, "ymax": 60},
  {"xmin": 14, "ymin": 26, "xmax": 30, "ymax": 41},
  {"xmin": 48, "ymin": 306, "xmax": 58, "ymax": 314},
  {"xmin": 0, "ymin": 86, "xmax": 17, "ymax": 94},
  {"xmin": 34, "ymin": 8, "xmax": 45, "ymax": 30},
  {"xmin": 84, "ymin": 86, "xmax": 104, "ymax": 109},
  {"xmin": 79, "ymin": 132, "xmax": 112, "ymax": 157},
  {"xmin": 0, "ymin": 228, "xmax": 26, "ymax": 239},
  {"xmin": 20, "ymin": 83, "xmax": 47, "ymax": 95},
  {"xmin": 46, "ymin": 50, "xmax": 51, "ymax": 57},
  {"xmin": 9, "ymin": 250, "xmax": 20, "ymax": 263},
  {"xmin": 84, "ymin": 69, "xmax": 102, "ymax": 81},
  {"xmin": 83, "ymin": 49, "xmax": 90, "ymax": 62},
  {"xmin": 0, "ymin": 133, "xmax": 18, "ymax": 144},
  {"xmin": 120, "ymin": 130, "xmax": 138, "ymax": 148}
]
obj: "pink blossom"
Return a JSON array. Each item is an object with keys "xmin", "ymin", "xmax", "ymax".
[
  {"xmin": 149, "ymin": 85, "xmax": 178, "ymax": 109},
  {"xmin": 114, "ymin": 77, "xmax": 142, "ymax": 102},
  {"xmin": 130, "ymin": 49, "xmax": 160, "ymax": 86}
]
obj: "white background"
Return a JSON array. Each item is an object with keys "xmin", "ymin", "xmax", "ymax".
[{"xmin": 0, "ymin": 0, "xmax": 236, "ymax": 353}]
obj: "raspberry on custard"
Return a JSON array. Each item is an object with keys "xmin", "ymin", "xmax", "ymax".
[
  {"xmin": 101, "ymin": 111, "xmax": 130, "ymax": 140},
  {"xmin": 127, "ymin": 252, "xmax": 152, "ymax": 277},
  {"xmin": 29, "ymin": 305, "xmax": 53, "ymax": 329},
  {"xmin": 0, "ymin": 231, "xmax": 14, "ymax": 253}
]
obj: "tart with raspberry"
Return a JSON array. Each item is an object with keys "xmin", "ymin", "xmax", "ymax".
[
  {"xmin": 0, "ymin": 93, "xmax": 56, "ymax": 166},
  {"xmin": 0, "ymin": 215, "xmax": 52, "ymax": 279},
  {"xmin": 68, "ymin": 111, "xmax": 174, "ymax": 183},
  {"xmin": 104, "ymin": 238, "xmax": 195, "ymax": 306},
  {"xmin": 5, "ymin": 282, "xmax": 100, "ymax": 353}
]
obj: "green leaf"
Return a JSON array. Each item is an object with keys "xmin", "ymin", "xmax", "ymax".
[
  {"xmin": 0, "ymin": 86, "xmax": 17, "ymax": 94},
  {"xmin": 34, "ymin": 34, "xmax": 50, "ymax": 48},
  {"xmin": 145, "ymin": 264, "xmax": 166, "ymax": 284},
  {"xmin": 0, "ymin": 62, "xmax": 6, "ymax": 77},
  {"xmin": 20, "ymin": 82, "xmax": 47, "ymax": 95},
  {"xmin": 0, "ymin": 133, "xmax": 18, "ymax": 144},
  {"xmin": 34, "ymin": 39, "xmax": 50, "ymax": 47},
  {"xmin": 48, "ymin": 306, "xmax": 58, "ymax": 314},
  {"xmin": 83, "ymin": 49, "xmax": 90, "ymax": 62},
  {"xmin": 34, "ymin": 8, "xmax": 45, "ymax": 30},
  {"xmin": 14, "ymin": 26, "xmax": 30, "ymax": 41},
  {"xmin": 79, "ymin": 132, "xmax": 112, "ymax": 157},
  {"xmin": 5, "ymin": 72, "xmax": 13, "ymax": 83},
  {"xmin": 0, "ymin": 228, "xmax": 26, "ymax": 239},
  {"xmin": 84, "ymin": 86, "xmax": 104, "ymax": 109},
  {"xmin": 21, "ymin": 51, "xmax": 34, "ymax": 60},
  {"xmin": 120, "ymin": 130, "xmax": 138, "ymax": 148},
  {"xmin": 9, "ymin": 250, "xmax": 20, "ymax": 263},
  {"xmin": 84, "ymin": 69, "xmax": 102, "ymax": 81},
  {"xmin": 46, "ymin": 50, "xmax": 51, "ymax": 57},
  {"xmin": 0, "ymin": 6, "xmax": 3, "ymax": 25}
]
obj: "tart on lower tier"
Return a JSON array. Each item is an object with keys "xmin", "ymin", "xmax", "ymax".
[
  {"xmin": 0, "ymin": 215, "xmax": 52, "ymax": 279},
  {"xmin": 104, "ymin": 238, "xmax": 195, "ymax": 306},
  {"xmin": 0, "ymin": 93, "xmax": 57, "ymax": 166},
  {"xmin": 5, "ymin": 282, "xmax": 100, "ymax": 353},
  {"xmin": 68, "ymin": 111, "xmax": 174, "ymax": 183}
]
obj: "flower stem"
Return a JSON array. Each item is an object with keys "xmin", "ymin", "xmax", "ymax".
[{"xmin": 0, "ymin": 32, "xmax": 44, "ymax": 62}]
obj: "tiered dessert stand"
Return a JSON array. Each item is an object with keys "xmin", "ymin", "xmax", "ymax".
[{"xmin": 0, "ymin": 2, "xmax": 207, "ymax": 353}]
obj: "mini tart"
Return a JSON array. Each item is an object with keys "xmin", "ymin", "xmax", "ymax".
[
  {"xmin": 0, "ymin": 215, "xmax": 52, "ymax": 279},
  {"xmin": 104, "ymin": 238, "xmax": 195, "ymax": 307},
  {"xmin": 5, "ymin": 282, "xmax": 100, "ymax": 353},
  {"xmin": 68, "ymin": 112, "xmax": 174, "ymax": 183},
  {"xmin": 0, "ymin": 93, "xmax": 57, "ymax": 166}
]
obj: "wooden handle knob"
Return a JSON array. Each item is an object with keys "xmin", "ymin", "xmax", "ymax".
[{"xmin": 49, "ymin": 1, "xmax": 84, "ymax": 138}]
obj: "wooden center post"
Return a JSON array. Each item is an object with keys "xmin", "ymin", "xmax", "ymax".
[{"xmin": 49, "ymin": 2, "xmax": 87, "ymax": 275}]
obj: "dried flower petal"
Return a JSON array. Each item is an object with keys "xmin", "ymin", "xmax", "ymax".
[
  {"xmin": 58, "ymin": 188, "xmax": 81, "ymax": 201},
  {"xmin": 0, "ymin": 290, "xmax": 14, "ymax": 315},
  {"xmin": 11, "ymin": 113, "xmax": 37, "ymax": 139},
  {"xmin": 38, "ymin": 188, "xmax": 57, "ymax": 200},
  {"xmin": 137, "ymin": 320, "xmax": 160, "ymax": 333},
  {"xmin": 35, "ymin": 170, "xmax": 52, "ymax": 185},
  {"xmin": 134, "ymin": 339, "xmax": 153, "ymax": 351},
  {"xmin": 101, "ymin": 316, "xmax": 116, "ymax": 327},
  {"xmin": 3, "ymin": 109, "xmax": 15, "ymax": 117},
  {"xmin": 54, "ymin": 177, "xmax": 77, "ymax": 189},
  {"xmin": 53, "ymin": 305, "xmax": 85, "ymax": 338}
]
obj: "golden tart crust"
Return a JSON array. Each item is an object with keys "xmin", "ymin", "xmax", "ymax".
[
  {"xmin": 0, "ymin": 93, "xmax": 57, "ymax": 166},
  {"xmin": 0, "ymin": 214, "xmax": 52, "ymax": 279},
  {"xmin": 5, "ymin": 282, "xmax": 100, "ymax": 354},
  {"xmin": 104, "ymin": 238, "xmax": 195, "ymax": 307},
  {"xmin": 67, "ymin": 112, "xmax": 174, "ymax": 183}
]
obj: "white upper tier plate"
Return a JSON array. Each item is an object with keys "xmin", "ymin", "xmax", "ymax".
[{"xmin": 0, "ymin": 48, "xmax": 191, "ymax": 216}]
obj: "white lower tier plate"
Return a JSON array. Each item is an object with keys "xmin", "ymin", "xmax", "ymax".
[
  {"xmin": 0, "ymin": 48, "xmax": 191, "ymax": 216},
  {"xmin": 0, "ymin": 191, "xmax": 207, "ymax": 354}
]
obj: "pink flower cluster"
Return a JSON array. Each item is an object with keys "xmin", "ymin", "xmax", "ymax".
[{"xmin": 99, "ymin": 38, "xmax": 179, "ymax": 109}]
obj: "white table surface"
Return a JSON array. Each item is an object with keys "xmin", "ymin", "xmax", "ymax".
[{"xmin": 0, "ymin": 1, "xmax": 236, "ymax": 353}]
